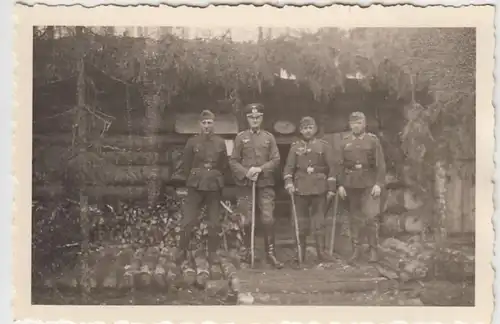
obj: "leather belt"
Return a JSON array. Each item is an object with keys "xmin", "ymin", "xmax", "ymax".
[
  {"xmin": 194, "ymin": 163, "xmax": 215, "ymax": 170},
  {"xmin": 297, "ymin": 167, "xmax": 327, "ymax": 175},
  {"xmin": 346, "ymin": 163, "xmax": 370, "ymax": 171}
]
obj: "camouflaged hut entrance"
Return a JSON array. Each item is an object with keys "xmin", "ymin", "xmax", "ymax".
[
  {"xmin": 33, "ymin": 68, "xmax": 406, "ymax": 217},
  {"xmin": 162, "ymin": 76, "xmax": 415, "ymax": 241}
]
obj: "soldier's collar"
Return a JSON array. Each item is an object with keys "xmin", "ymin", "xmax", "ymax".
[
  {"xmin": 351, "ymin": 132, "xmax": 365, "ymax": 140},
  {"xmin": 200, "ymin": 132, "xmax": 214, "ymax": 139},
  {"xmin": 250, "ymin": 128, "xmax": 261, "ymax": 134},
  {"xmin": 301, "ymin": 137, "xmax": 316, "ymax": 144}
]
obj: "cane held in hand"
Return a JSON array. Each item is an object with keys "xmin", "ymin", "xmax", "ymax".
[
  {"xmin": 250, "ymin": 179, "xmax": 256, "ymax": 268},
  {"xmin": 328, "ymin": 193, "xmax": 340, "ymax": 255},
  {"xmin": 245, "ymin": 167, "xmax": 260, "ymax": 268},
  {"xmin": 289, "ymin": 192, "xmax": 303, "ymax": 265}
]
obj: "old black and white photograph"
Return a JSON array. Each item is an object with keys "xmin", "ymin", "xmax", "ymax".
[{"xmin": 19, "ymin": 6, "xmax": 493, "ymax": 317}]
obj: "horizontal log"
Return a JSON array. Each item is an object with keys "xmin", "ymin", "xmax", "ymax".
[
  {"xmin": 237, "ymin": 267, "xmax": 383, "ymax": 293},
  {"xmin": 101, "ymin": 151, "xmax": 168, "ymax": 165},
  {"xmin": 404, "ymin": 189, "xmax": 424, "ymax": 210},
  {"xmin": 100, "ymin": 165, "xmax": 172, "ymax": 185},
  {"xmin": 32, "ymin": 184, "xmax": 64, "ymax": 199},
  {"xmin": 33, "ymin": 165, "xmax": 172, "ymax": 186},
  {"xmin": 34, "ymin": 134, "xmax": 191, "ymax": 149},
  {"xmin": 34, "ymin": 133, "xmax": 306, "ymax": 149},
  {"xmin": 239, "ymin": 276, "xmax": 394, "ymax": 294},
  {"xmin": 33, "ymin": 184, "xmax": 149, "ymax": 200},
  {"xmin": 33, "ymin": 183, "xmax": 240, "ymax": 201}
]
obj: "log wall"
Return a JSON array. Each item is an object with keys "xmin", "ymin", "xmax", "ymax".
[{"xmin": 445, "ymin": 162, "xmax": 475, "ymax": 234}]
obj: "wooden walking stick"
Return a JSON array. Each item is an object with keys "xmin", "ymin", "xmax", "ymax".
[
  {"xmin": 290, "ymin": 193, "xmax": 303, "ymax": 265},
  {"xmin": 250, "ymin": 180, "xmax": 257, "ymax": 268},
  {"xmin": 328, "ymin": 193, "xmax": 340, "ymax": 255}
]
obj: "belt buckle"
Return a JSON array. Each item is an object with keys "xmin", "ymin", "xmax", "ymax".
[
  {"xmin": 354, "ymin": 164, "xmax": 362, "ymax": 169},
  {"xmin": 307, "ymin": 166, "xmax": 314, "ymax": 174}
]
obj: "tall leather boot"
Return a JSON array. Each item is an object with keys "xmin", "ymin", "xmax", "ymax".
[
  {"xmin": 263, "ymin": 225, "xmax": 284, "ymax": 269},
  {"xmin": 347, "ymin": 222, "xmax": 361, "ymax": 264},
  {"xmin": 315, "ymin": 234, "xmax": 334, "ymax": 262},
  {"xmin": 348, "ymin": 240, "xmax": 361, "ymax": 264},
  {"xmin": 368, "ymin": 246, "xmax": 378, "ymax": 263},
  {"xmin": 296, "ymin": 234, "xmax": 307, "ymax": 264},
  {"xmin": 367, "ymin": 223, "xmax": 379, "ymax": 263},
  {"xmin": 207, "ymin": 230, "xmax": 222, "ymax": 266}
]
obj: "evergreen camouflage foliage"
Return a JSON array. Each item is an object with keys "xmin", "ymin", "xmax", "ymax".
[{"xmin": 33, "ymin": 27, "xmax": 475, "ymax": 167}]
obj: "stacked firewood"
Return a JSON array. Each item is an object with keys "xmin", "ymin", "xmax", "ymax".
[{"xmin": 32, "ymin": 189, "xmax": 244, "ymax": 289}]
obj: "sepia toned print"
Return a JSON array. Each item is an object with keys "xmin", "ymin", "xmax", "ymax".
[{"xmin": 14, "ymin": 4, "xmax": 494, "ymax": 324}]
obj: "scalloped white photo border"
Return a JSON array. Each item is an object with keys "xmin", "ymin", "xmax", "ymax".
[{"xmin": 10, "ymin": 3, "xmax": 497, "ymax": 324}]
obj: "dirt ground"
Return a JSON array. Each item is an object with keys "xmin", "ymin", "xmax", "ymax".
[{"xmin": 32, "ymin": 268, "xmax": 423, "ymax": 306}]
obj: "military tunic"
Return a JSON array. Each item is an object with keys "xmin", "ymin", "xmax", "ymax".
[
  {"xmin": 229, "ymin": 129, "xmax": 280, "ymax": 226},
  {"xmin": 180, "ymin": 133, "xmax": 228, "ymax": 250},
  {"xmin": 283, "ymin": 138, "xmax": 337, "ymax": 236},
  {"xmin": 338, "ymin": 132, "xmax": 386, "ymax": 248}
]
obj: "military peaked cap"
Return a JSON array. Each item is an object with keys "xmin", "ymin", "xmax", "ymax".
[
  {"xmin": 299, "ymin": 116, "xmax": 317, "ymax": 128},
  {"xmin": 244, "ymin": 103, "xmax": 265, "ymax": 117},
  {"xmin": 199, "ymin": 109, "xmax": 215, "ymax": 121},
  {"xmin": 349, "ymin": 111, "xmax": 366, "ymax": 122}
]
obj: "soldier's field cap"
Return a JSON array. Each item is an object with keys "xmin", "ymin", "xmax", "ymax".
[
  {"xmin": 245, "ymin": 103, "xmax": 264, "ymax": 117},
  {"xmin": 300, "ymin": 116, "xmax": 317, "ymax": 128},
  {"xmin": 199, "ymin": 109, "xmax": 215, "ymax": 121},
  {"xmin": 349, "ymin": 111, "xmax": 366, "ymax": 122}
]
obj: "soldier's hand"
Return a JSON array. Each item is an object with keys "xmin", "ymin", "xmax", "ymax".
[
  {"xmin": 338, "ymin": 186, "xmax": 347, "ymax": 199},
  {"xmin": 246, "ymin": 167, "xmax": 257, "ymax": 180},
  {"xmin": 371, "ymin": 185, "xmax": 381, "ymax": 198},
  {"xmin": 326, "ymin": 191, "xmax": 336, "ymax": 200},
  {"xmin": 285, "ymin": 184, "xmax": 295, "ymax": 195}
]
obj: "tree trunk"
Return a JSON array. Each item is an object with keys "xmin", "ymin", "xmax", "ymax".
[
  {"xmin": 144, "ymin": 91, "xmax": 162, "ymax": 207},
  {"xmin": 75, "ymin": 26, "xmax": 91, "ymax": 297},
  {"xmin": 434, "ymin": 160, "xmax": 448, "ymax": 242}
]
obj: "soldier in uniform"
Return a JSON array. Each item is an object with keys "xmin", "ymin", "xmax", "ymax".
[
  {"xmin": 283, "ymin": 116, "xmax": 337, "ymax": 263},
  {"xmin": 177, "ymin": 110, "xmax": 228, "ymax": 267},
  {"xmin": 337, "ymin": 111, "xmax": 386, "ymax": 263},
  {"xmin": 229, "ymin": 103, "xmax": 283, "ymax": 269}
]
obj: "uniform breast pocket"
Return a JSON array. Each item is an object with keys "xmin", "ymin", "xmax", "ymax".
[
  {"xmin": 261, "ymin": 140, "xmax": 271, "ymax": 155},
  {"xmin": 343, "ymin": 144, "xmax": 359, "ymax": 161},
  {"xmin": 242, "ymin": 141, "xmax": 253, "ymax": 153},
  {"xmin": 214, "ymin": 147, "xmax": 226, "ymax": 162},
  {"xmin": 296, "ymin": 154, "xmax": 309, "ymax": 167},
  {"xmin": 260, "ymin": 140, "xmax": 270, "ymax": 151}
]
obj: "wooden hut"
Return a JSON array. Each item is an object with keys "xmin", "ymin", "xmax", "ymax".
[{"xmin": 32, "ymin": 37, "xmax": 475, "ymax": 241}]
